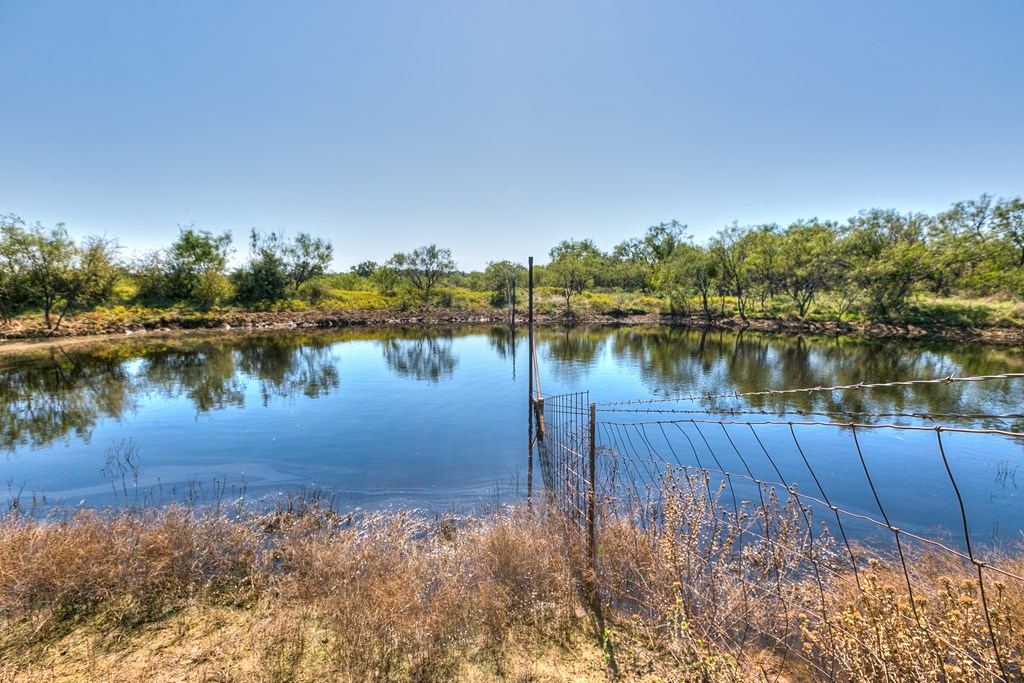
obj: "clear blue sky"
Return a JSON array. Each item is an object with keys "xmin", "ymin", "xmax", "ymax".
[{"xmin": 2, "ymin": 0, "xmax": 1022, "ymax": 271}]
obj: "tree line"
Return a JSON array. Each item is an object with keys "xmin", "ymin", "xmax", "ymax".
[
  {"xmin": 2, "ymin": 193, "xmax": 1022, "ymax": 330},
  {"xmin": 0, "ymin": 217, "xmax": 457, "ymax": 329},
  {"xmin": 541, "ymin": 193, "xmax": 1024, "ymax": 321}
]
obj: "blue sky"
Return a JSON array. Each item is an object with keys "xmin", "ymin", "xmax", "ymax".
[{"xmin": 2, "ymin": 0, "xmax": 1022, "ymax": 271}]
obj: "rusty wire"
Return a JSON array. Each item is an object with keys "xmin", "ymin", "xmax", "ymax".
[
  {"xmin": 598, "ymin": 406, "xmax": 1024, "ymax": 422},
  {"xmin": 595, "ymin": 372, "xmax": 1024, "ymax": 406}
]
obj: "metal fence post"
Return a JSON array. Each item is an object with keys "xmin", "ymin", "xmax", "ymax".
[
  {"xmin": 527, "ymin": 256, "xmax": 534, "ymax": 505},
  {"xmin": 587, "ymin": 401, "xmax": 597, "ymax": 570}
]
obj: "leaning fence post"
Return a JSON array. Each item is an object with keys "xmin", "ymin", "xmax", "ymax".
[{"xmin": 587, "ymin": 401, "xmax": 597, "ymax": 570}]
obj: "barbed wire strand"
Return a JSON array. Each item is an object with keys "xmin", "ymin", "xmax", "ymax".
[{"xmin": 595, "ymin": 372, "xmax": 1024, "ymax": 407}]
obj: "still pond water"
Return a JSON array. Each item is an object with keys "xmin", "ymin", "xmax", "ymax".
[{"xmin": 2, "ymin": 326, "xmax": 1023, "ymax": 542}]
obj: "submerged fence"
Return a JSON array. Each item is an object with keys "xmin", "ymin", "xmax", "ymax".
[{"xmin": 534, "ymin": 373, "xmax": 1024, "ymax": 681}]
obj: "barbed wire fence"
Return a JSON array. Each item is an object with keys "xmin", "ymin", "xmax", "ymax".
[{"xmin": 534, "ymin": 373, "xmax": 1024, "ymax": 681}]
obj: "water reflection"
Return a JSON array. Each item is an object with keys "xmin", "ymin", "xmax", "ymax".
[
  {"xmin": 141, "ymin": 342, "xmax": 246, "ymax": 412},
  {"xmin": 609, "ymin": 327, "xmax": 715, "ymax": 395},
  {"xmin": 485, "ymin": 327, "xmax": 517, "ymax": 381},
  {"xmin": 2, "ymin": 325, "xmax": 1023, "ymax": 455},
  {"xmin": 599, "ymin": 327, "xmax": 1024, "ymax": 425},
  {"xmin": 381, "ymin": 330, "xmax": 458, "ymax": 382},
  {"xmin": 0, "ymin": 347, "xmax": 134, "ymax": 449},
  {"xmin": 138, "ymin": 335, "xmax": 343, "ymax": 413},
  {"xmin": 234, "ymin": 336, "xmax": 340, "ymax": 403},
  {"xmin": 0, "ymin": 333, "xmax": 345, "ymax": 450},
  {"xmin": 539, "ymin": 327, "xmax": 606, "ymax": 384}
]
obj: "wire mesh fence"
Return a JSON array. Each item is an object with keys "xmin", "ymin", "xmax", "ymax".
[
  {"xmin": 536, "ymin": 391, "xmax": 591, "ymax": 547},
  {"xmin": 535, "ymin": 374, "xmax": 1024, "ymax": 681}
]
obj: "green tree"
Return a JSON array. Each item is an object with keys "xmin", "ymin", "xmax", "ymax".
[
  {"xmin": 610, "ymin": 237, "xmax": 652, "ymax": 291},
  {"xmin": 233, "ymin": 229, "xmax": 334, "ymax": 303},
  {"xmin": 546, "ymin": 239, "xmax": 605, "ymax": 313},
  {"xmin": 162, "ymin": 226, "xmax": 234, "ymax": 306},
  {"xmin": 842, "ymin": 208, "xmax": 931, "ymax": 320},
  {"xmin": 233, "ymin": 229, "xmax": 290, "ymax": 303},
  {"xmin": 744, "ymin": 224, "xmax": 782, "ymax": 315},
  {"xmin": 928, "ymin": 195, "xmax": 1024, "ymax": 297},
  {"xmin": 297, "ymin": 277, "xmax": 333, "ymax": 306},
  {"xmin": 18, "ymin": 223, "xmax": 77, "ymax": 328},
  {"xmin": 610, "ymin": 220, "xmax": 689, "ymax": 292},
  {"xmin": 66, "ymin": 235, "xmax": 122, "ymax": 324},
  {"xmin": 133, "ymin": 249, "xmax": 170, "ymax": 302},
  {"xmin": 657, "ymin": 243, "xmax": 718, "ymax": 317},
  {"xmin": 286, "ymin": 232, "xmax": 333, "ymax": 288},
  {"xmin": 350, "ymin": 260, "xmax": 378, "ymax": 278},
  {"xmin": 371, "ymin": 265, "xmax": 400, "ymax": 295},
  {"xmin": 928, "ymin": 194, "xmax": 997, "ymax": 296},
  {"xmin": 6, "ymin": 222, "xmax": 121, "ymax": 329},
  {"xmin": 993, "ymin": 197, "xmax": 1024, "ymax": 270},
  {"xmin": 0, "ymin": 215, "xmax": 29, "ymax": 322},
  {"xmin": 709, "ymin": 223, "xmax": 754, "ymax": 320},
  {"xmin": 386, "ymin": 244, "xmax": 456, "ymax": 301},
  {"xmin": 484, "ymin": 260, "xmax": 526, "ymax": 324},
  {"xmin": 776, "ymin": 220, "xmax": 839, "ymax": 318},
  {"xmin": 451, "ymin": 269, "xmax": 488, "ymax": 292}
]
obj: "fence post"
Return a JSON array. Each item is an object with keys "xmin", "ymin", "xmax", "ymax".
[
  {"xmin": 527, "ymin": 256, "xmax": 534, "ymax": 504},
  {"xmin": 587, "ymin": 401, "xmax": 597, "ymax": 570}
]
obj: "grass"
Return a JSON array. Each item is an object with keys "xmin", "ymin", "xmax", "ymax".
[
  {"xmin": 801, "ymin": 552, "xmax": 1024, "ymax": 681},
  {"xmin": 0, "ymin": 501, "xmax": 605, "ymax": 682},
  {"xmin": 596, "ymin": 469, "xmax": 1024, "ymax": 682},
  {"xmin": 581, "ymin": 291, "xmax": 664, "ymax": 317},
  {"xmin": 901, "ymin": 295, "xmax": 1024, "ymax": 328},
  {"xmin": 2, "ymin": 475, "xmax": 1021, "ymax": 681}
]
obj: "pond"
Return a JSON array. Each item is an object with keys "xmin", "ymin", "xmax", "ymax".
[{"xmin": 1, "ymin": 326, "xmax": 1023, "ymax": 543}]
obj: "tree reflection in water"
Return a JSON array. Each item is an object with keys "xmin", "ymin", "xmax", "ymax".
[
  {"xmin": 2, "ymin": 326, "xmax": 1023, "ymax": 455},
  {"xmin": 381, "ymin": 330, "xmax": 458, "ymax": 382},
  {"xmin": 606, "ymin": 326, "xmax": 1024, "ymax": 424},
  {"xmin": 0, "ymin": 333, "xmax": 343, "ymax": 450},
  {"xmin": 538, "ymin": 327, "xmax": 606, "ymax": 385},
  {"xmin": 0, "ymin": 346, "xmax": 134, "ymax": 450},
  {"xmin": 485, "ymin": 326, "xmax": 518, "ymax": 381}
]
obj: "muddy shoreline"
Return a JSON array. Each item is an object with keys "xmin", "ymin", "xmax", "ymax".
[{"xmin": 1, "ymin": 307, "xmax": 1023, "ymax": 354}]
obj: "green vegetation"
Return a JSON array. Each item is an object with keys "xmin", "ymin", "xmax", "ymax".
[
  {"xmin": 3, "ymin": 194, "xmax": 1024, "ymax": 337},
  {"xmin": 483, "ymin": 259, "xmax": 527, "ymax": 324},
  {"xmin": 0, "ymin": 215, "xmax": 119, "ymax": 329},
  {"xmin": 537, "ymin": 195, "xmax": 1024, "ymax": 323},
  {"xmin": 136, "ymin": 225, "xmax": 234, "ymax": 308},
  {"xmin": 232, "ymin": 229, "xmax": 334, "ymax": 305},
  {"xmin": 546, "ymin": 238, "xmax": 605, "ymax": 312},
  {"xmin": 385, "ymin": 244, "xmax": 456, "ymax": 302}
]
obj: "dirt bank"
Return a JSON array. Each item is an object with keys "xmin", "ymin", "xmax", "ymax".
[{"xmin": 2, "ymin": 306, "xmax": 1023, "ymax": 352}]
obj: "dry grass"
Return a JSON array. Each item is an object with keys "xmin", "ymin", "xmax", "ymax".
[
  {"xmin": 588, "ymin": 469, "xmax": 1024, "ymax": 682},
  {"xmin": 0, "ymin": 506, "xmax": 260, "ymax": 636},
  {"xmin": 0, "ymin": 502, "xmax": 616, "ymax": 682},
  {"xmin": 594, "ymin": 471, "xmax": 826, "ymax": 681},
  {"xmin": 800, "ymin": 549, "xmax": 1024, "ymax": 682},
  {"xmin": 2, "ymin": 484, "xmax": 1021, "ymax": 682}
]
